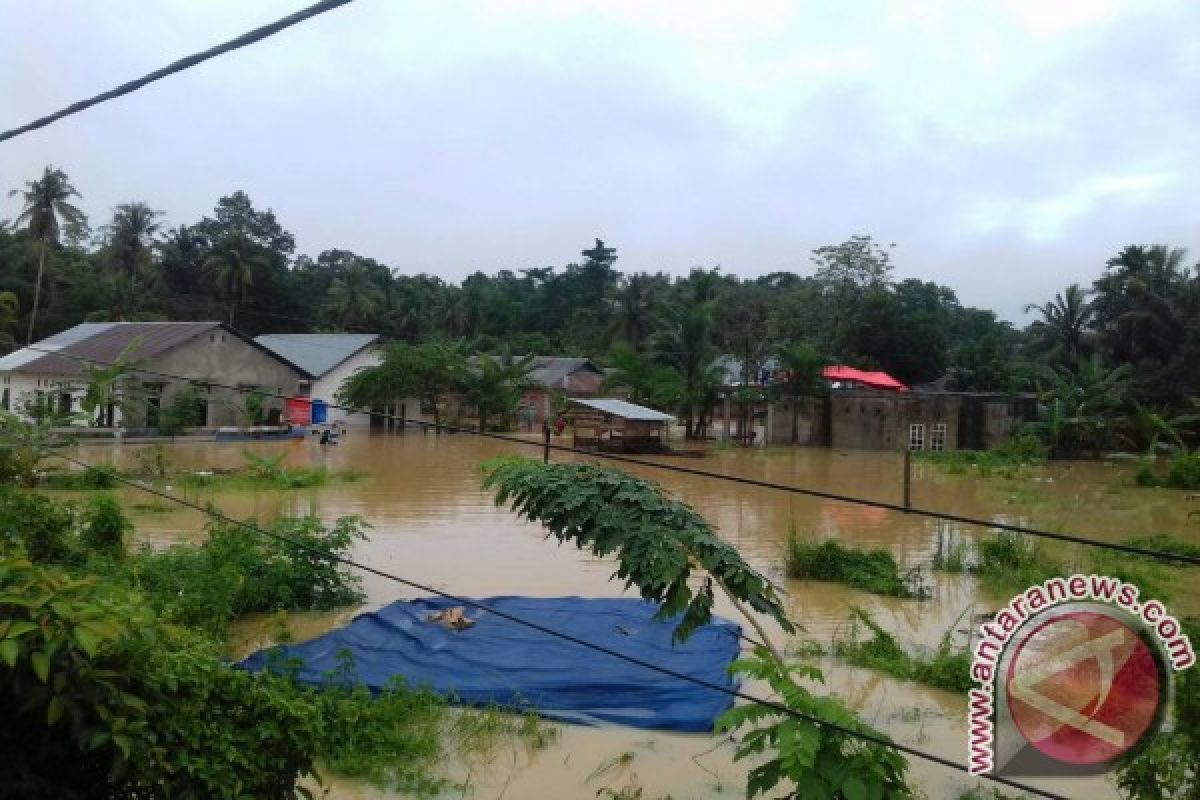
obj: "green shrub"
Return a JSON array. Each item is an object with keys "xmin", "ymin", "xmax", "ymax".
[
  {"xmin": 1137, "ymin": 453, "xmax": 1200, "ymax": 489},
  {"xmin": 0, "ymin": 486, "xmax": 76, "ymax": 563},
  {"xmin": 80, "ymin": 494, "xmax": 130, "ymax": 557},
  {"xmin": 157, "ymin": 386, "xmax": 207, "ymax": 436},
  {"xmin": 123, "ymin": 515, "xmax": 368, "ymax": 635},
  {"xmin": 0, "ymin": 555, "xmax": 323, "ymax": 799},
  {"xmin": 783, "ymin": 529, "xmax": 917, "ymax": 598}
]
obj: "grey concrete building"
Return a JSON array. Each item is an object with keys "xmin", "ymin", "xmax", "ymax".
[{"xmin": 0, "ymin": 322, "xmax": 310, "ymax": 429}]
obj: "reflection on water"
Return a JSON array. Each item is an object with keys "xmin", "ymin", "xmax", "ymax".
[{"xmin": 69, "ymin": 433, "xmax": 1198, "ymax": 799}]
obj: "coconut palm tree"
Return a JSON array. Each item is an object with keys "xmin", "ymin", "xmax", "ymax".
[
  {"xmin": 328, "ymin": 262, "xmax": 384, "ymax": 329},
  {"xmin": 203, "ymin": 233, "xmax": 265, "ymax": 327},
  {"xmin": 609, "ymin": 273, "xmax": 661, "ymax": 350},
  {"xmin": 654, "ymin": 302, "xmax": 720, "ymax": 438},
  {"xmin": 1024, "ymin": 284, "xmax": 1094, "ymax": 368},
  {"xmin": 104, "ymin": 202, "xmax": 163, "ymax": 295},
  {"xmin": 9, "ymin": 166, "xmax": 86, "ymax": 343}
]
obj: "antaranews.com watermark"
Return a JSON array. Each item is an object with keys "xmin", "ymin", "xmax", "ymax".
[{"xmin": 968, "ymin": 573, "xmax": 1195, "ymax": 776}]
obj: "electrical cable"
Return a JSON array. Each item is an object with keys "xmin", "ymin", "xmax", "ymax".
[
  {"xmin": 17, "ymin": 343, "xmax": 1200, "ymax": 567},
  {"xmin": 45, "ymin": 448, "xmax": 1067, "ymax": 800},
  {"xmin": 0, "ymin": 0, "xmax": 354, "ymax": 143}
]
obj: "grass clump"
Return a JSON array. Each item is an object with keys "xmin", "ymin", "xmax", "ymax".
[
  {"xmin": 784, "ymin": 529, "xmax": 918, "ymax": 598},
  {"xmin": 932, "ymin": 539, "xmax": 969, "ymax": 573},
  {"xmin": 1123, "ymin": 533, "xmax": 1200, "ymax": 560},
  {"xmin": 1135, "ymin": 453, "xmax": 1200, "ymax": 489},
  {"xmin": 833, "ymin": 606, "xmax": 972, "ymax": 693},
  {"xmin": 917, "ymin": 434, "xmax": 1046, "ymax": 478},
  {"xmin": 37, "ymin": 465, "xmax": 121, "ymax": 490},
  {"xmin": 973, "ymin": 532, "xmax": 1065, "ymax": 598}
]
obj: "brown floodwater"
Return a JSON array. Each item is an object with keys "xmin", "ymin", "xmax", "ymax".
[{"xmin": 69, "ymin": 433, "xmax": 1200, "ymax": 800}]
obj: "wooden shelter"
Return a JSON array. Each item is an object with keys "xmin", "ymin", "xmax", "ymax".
[{"xmin": 568, "ymin": 398, "xmax": 675, "ymax": 454}]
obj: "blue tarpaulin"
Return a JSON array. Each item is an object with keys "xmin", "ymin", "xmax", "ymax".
[{"xmin": 239, "ymin": 596, "xmax": 742, "ymax": 732}]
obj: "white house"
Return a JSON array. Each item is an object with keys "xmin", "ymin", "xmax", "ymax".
[
  {"xmin": 253, "ymin": 333, "xmax": 386, "ymax": 426},
  {"xmin": 0, "ymin": 321, "xmax": 310, "ymax": 427}
]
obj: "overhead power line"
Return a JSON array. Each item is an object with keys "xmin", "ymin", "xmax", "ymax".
[
  {"xmin": 21, "ymin": 343, "xmax": 1200, "ymax": 567},
  {"xmin": 0, "ymin": 0, "xmax": 354, "ymax": 144},
  {"xmin": 47, "ymin": 449, "xmax": 1065, "ymax": 800}
]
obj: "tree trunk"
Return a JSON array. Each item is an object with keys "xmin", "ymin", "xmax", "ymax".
[{"xmin": 26, "ymin": 240, "xmax": 47, "ymax": 345}]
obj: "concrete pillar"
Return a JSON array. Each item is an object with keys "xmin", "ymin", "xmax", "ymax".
[
  {"xmin": 765, "ymin": 402, "xmax": 775, "ymax": 446},
  {"xmin": 722, "ymin": 395, "xmax": 732, "ymax": 440}
]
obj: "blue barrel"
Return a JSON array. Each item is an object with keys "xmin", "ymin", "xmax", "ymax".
[{"xmin": 311, "ymin": 399, "xmax": 328, "ymax": 424}]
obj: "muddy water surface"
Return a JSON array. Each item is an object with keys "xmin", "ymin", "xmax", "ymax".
[{"xmin": 75, "ymin": 434, "xmax": 1200, "ymax": 799}]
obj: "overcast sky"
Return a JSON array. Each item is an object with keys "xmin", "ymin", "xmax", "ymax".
[{"xmin": 2, "ymin": 0, "xmax": 1198, "ymax": 320}]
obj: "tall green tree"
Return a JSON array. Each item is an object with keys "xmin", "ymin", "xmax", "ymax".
[
  {"xmin": 329, "ymin": 262, "xmax": 384, "ymax": 329},
  {"xmin": 8, "ymin": 166, "xmax": 86, "ymax": 344},
  {"xmin": 1024, "ymin": 283, "xmax": 1094, "ymax": 369},
  {"xmin": 102, "ymin": 202, "xmax": 164, "ymax": 293},
  {"xmin": 204, "ymin": 234, "xmax": 266, "ymax": 327},
  {"xmin": 655, "ymin": 303, "xmax": 720, "ymax": 439},
  {"xmin": 338, "ymin": 341, "xmax": 464, "ymax": 431},
  {"xmin": 458, "ymin": 354, "xmax": 535, "ymax": 433}
]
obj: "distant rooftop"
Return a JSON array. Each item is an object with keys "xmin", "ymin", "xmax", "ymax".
[
  {"xmin": 0, "ymin": 322, "xmax": 224, "ymax": 376},
  {"xmin": 569, "ymin": 397, "xmax": 675, "ymax": 422},
  {"xmin": 254, "ymin": 333, "xmax": 380, "ymax": 378}
]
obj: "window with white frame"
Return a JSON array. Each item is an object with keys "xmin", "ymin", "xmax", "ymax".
[
  {"xmin": 930, "ymin": 423, "xmax": 947, "ymax": 451},
  {"xmin": 908, "ymin": 423, "xmax": 925, "ymax": 451}
]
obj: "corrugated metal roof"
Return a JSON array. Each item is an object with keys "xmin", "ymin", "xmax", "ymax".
[
  {"xmin": 0, "ymin": 322, "xmax": 222, "ymax": 376},
  {"xmin": 570, "ymin": 397, "xmax": 675, "ymax": 421},
  {"xmin": 254, "ymin": 333, "xmax": 379, "ymax": 378},
  {"xmin": 528, "ymin": 356, "xmax": 602, "ymax": 389}
]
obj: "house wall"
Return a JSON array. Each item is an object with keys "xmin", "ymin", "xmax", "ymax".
[
  {"xmin": 765, "ymin": 398, "xmax": 827, "ymax": 445},
  {"xmin": 764, "ymin": 391, "xmax": 1031, "ymax": 451},
  {"xmin": 0, "ymin": 372, "xmax": 87, "ymax": 421},
  {"xmin": 311, "ymin": 347, "xmax": 381, "ymax": 426},
  {"xmin": 142, "ymin": 331, "xmax": 305, "ymax": 428}
]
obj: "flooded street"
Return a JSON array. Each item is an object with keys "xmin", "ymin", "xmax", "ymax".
[{"xmin": 74, "ymin": 433, "xmax": 1199, "ymax": 799}]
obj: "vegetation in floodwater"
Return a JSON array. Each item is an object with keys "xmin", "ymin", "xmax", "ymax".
[
  {"xmin": 832, "ymin": 606, "xmax": 973, "ymax": 693},
  {"xmin": 973, "ymin": 531, "xmax": 1186, "ymax": 603},
  {"xmin": 0, "ymin": 555, "xmax": 555, "ymax": 799},
  {"xmin": 783, "ymin": 526, "xmax": 922, "ymax": 598},
  {"xmin": 1135, "ymin": 453, "xmax": 1200, "ymax": 489},
  {"xmin": 972, "ymin": 532, "xmax": 1067, "ymax": 598},
  {"xmin": 1122, "ymin": 533, "xmax": 1200, "ymax": 560},
  {"xmin": 37, "ymin": 465, "xmax": 121, "ymax": 489},
  {"xmin": 115, "ymin": 514, "xmax": 369, "ymax": 636},
  {"xmin": 932, "ymin": 538, "xmax": 969, "ymax": 573},
  {"xmin": 914, "ymin": 434, "xmax": 1047, "ymax": 478}
]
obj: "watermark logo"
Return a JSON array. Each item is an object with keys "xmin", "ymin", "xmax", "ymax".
[{"xmin": 968, "ymin": 574, "xmax": 1194, "ymax": 777}]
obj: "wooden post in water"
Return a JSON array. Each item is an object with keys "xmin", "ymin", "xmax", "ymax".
[
  {"xmin": 543, "ymin": 424, "xmax": 551, "ymax": 464},
  {"xmin": 902, "ymin": 448, "xmax": 912, "ymax": 510}
]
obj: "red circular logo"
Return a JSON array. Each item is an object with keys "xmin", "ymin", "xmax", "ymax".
[{"xmin": 1005, "ymin": 610, "xmax": 1165, "ymax": 765}]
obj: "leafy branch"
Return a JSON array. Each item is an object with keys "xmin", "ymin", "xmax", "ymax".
[{"xmin": 481, "ymin": 457, "xmax": 792, "ymax": 650}]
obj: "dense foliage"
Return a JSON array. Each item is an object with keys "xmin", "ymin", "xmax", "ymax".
[{"xmin": 121, "ymin": 514, "xmax": 367, "ymax": 636}]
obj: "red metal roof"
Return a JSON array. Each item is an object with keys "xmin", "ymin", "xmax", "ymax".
[{"xmin": 822, "ymin": 365, "xmax": 908, "ymax": 391}]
